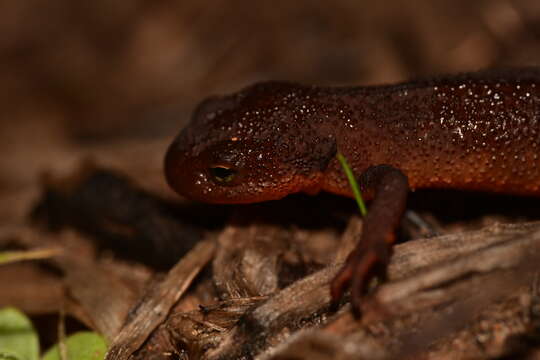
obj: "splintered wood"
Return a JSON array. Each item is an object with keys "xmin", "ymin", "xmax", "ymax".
[
  {"xmin": 115, "ymin": 220, "xmax": 540, "ymax": 359},
  {"xmin": 5, "ymin": 205, "xmax": 540, "ymax": 359}
]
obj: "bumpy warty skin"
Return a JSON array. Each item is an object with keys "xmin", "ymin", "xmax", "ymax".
[{"xmin": 166, "ymin": 68, "xmax": 540, "ymax": 203}]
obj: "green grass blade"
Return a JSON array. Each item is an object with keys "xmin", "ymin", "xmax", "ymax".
[
  {"xmin": 0, "ymin": 248, "xmax": 60, "ymax": 266},
  {"xmin": 336, "ymin": 152, "xmax": 367, "ymax": 216}
]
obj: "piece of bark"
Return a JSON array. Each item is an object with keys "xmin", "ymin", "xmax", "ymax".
[
  {"xmin": 205, "ymin": 264, "xmax": 340, "ymax": 359},
  {"xmin": 167, "ymin": 297, "xmax": 267, "ymax": 358},
  {"xmin": 421, "ymin": 286, "xmax": 540, "ymax": 359},
  {"xmin": 212, "ymin": 224, "xmax": 292, "ymax": 299},
  {"xmin": 203, "ymin": 222, "xmax": 540, "ymax": 359},
  {"xmin": 258, "ymin": 330, "xmax": 387, "ymax": 360},
  {"xmin": 212, "ymin": 198, "xmax": 348, "ymax": 300},
  {"xmin": 364, "ymin": 226, "xmax": 540, "ymax": 320},
  {"xmin": 306, "ymin": 279, "xmax": 540, "ymax": 360},
  {"xmin": 105, "ymin": 237, "xmax": 216, "ymax": 360},
  {"xmin": 324, "ymin": 222, "xmax": 540, "ymax": 358},
  {"xmin": 387, "ymin": 221, "xmax": 540, "ymax": 279}
]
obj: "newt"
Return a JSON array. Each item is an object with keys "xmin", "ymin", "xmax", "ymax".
[{"xmin": 164, "ymin": 68, "xmax": 540, "ymax": 315}]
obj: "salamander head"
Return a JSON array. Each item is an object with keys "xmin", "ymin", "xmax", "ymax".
[{"xmin": 165, "ymin": 82, "xmax": 336, "ymax": 203}]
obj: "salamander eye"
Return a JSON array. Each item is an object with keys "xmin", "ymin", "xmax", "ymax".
[{"xmin": 209, "ymin": 165, "xmax": 237, "ymax": 184}]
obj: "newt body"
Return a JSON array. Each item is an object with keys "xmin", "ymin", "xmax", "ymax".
[
  {"xmin": 165, "ymin": 68, "xmax": 540, "ymax": 314},
  {"xmin": 166, "ymin": 69, "xmax": 540, "ymax": 203}
]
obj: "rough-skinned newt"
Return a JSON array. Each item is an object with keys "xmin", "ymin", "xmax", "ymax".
[{"xmin": 165, "ymin": 68, "xmax": 540, "ymax": 315}]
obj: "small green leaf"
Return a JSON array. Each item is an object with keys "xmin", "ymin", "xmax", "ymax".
[
  {"xmin": 336, "ymin": 153, "xmax": 367, "ymax": 216},
  {"xmin": 0, "ymin": 352, "xmax": 24, "ymax": 360},
  {"xmin": 0, "ymin": 307, "xmax": 39, "ymax": 360},
  {"xmin": 42, "ymin": 332, "xmax": 106, "ymax": 360}
]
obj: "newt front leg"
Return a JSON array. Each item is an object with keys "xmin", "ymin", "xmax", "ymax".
[{"xmin": 330, "ymin": 165, "xmax": 409, "ymax": 316}]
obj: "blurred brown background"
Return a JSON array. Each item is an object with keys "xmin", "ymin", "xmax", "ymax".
[{"xmin": 2, "ymin": 0, "xmax": 540, "ymax": 222}]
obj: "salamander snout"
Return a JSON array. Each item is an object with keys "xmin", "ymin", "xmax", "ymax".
[{"xmin": 164, "ymin": 128, "xmax": 333, "ymax": 204}]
